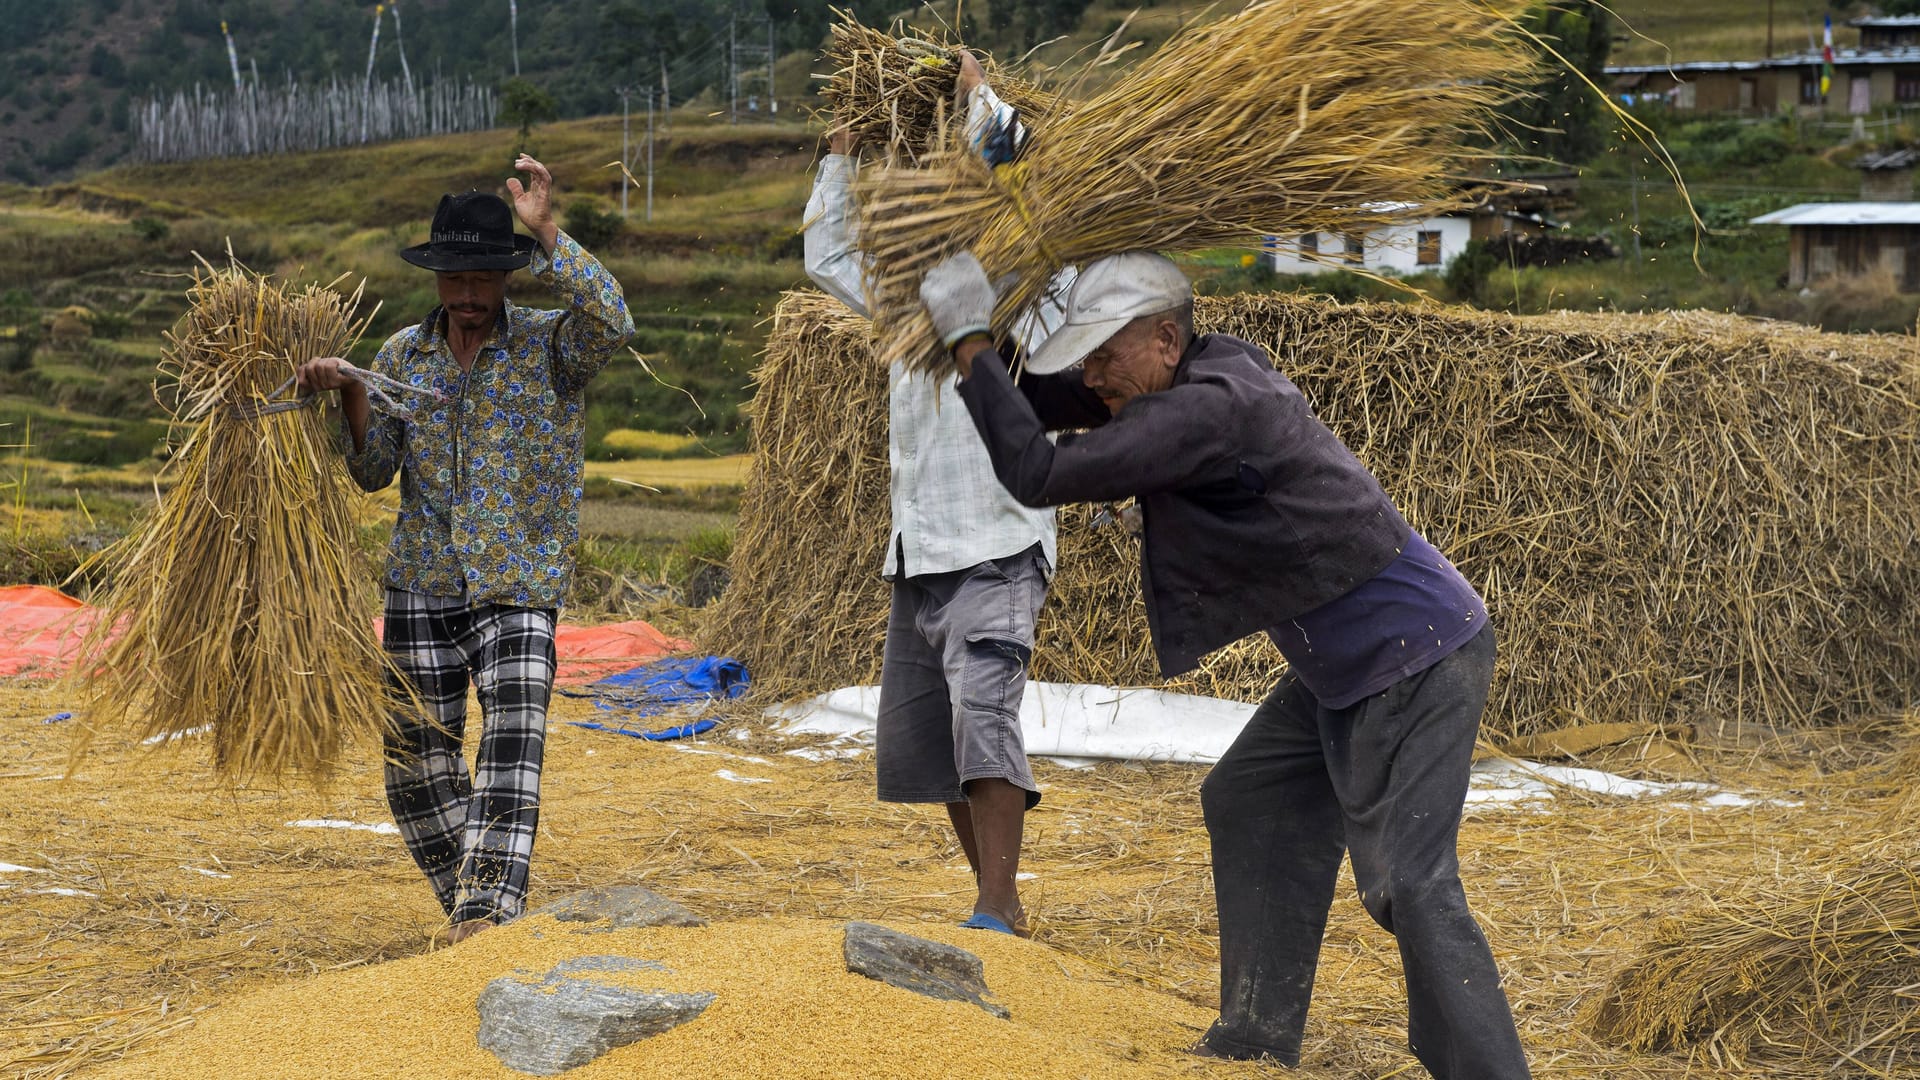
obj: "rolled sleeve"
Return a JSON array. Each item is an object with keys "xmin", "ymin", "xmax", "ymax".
[
  {"xmin": 802, "ymin": 154, "xmax": 872, "ymax": 316},
  {"xmin": 531, "ymin": 228, "xmax": 634, "ymax": 394},
  {"xmin": 341, "ymin": 335, "xmax": 407, "ymax": 492}
]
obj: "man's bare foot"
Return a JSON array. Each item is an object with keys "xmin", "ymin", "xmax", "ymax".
[{"xmin": 431, "ymin": 918, "xmax": 495, "ymax": 949}]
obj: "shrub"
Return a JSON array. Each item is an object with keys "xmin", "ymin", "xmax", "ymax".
[{"xmin": 562, "ymin": 200, "xmax": 623, "ymax": 250}]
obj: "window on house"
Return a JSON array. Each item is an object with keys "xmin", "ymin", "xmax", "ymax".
[
  {"xmin": 1299, "ymin": 232, "xmax": 1319, "ymax": 257},
  {"xmin": 1801, "ymin": 73, "xmax": 1823, "ymax": 104},
  {"xmin": 1344, "ymin": 234, "xmax": 1364, "ymax": 265},
  {"xmin": 1898, "ymin": 70, "xmax": 1920, "ymax": 103},
  {"xmin": 1416, "ymin": 231, "xmax": 1443, "ymax": 266}
]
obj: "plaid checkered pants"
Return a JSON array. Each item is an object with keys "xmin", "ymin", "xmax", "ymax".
[{"xmin": 382, "ymin": 590, "xmax": 557, "ymax": 924}]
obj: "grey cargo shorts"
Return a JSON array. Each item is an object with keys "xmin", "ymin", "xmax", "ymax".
[{"xmin": 875, "ymin": 544, "xmax": 1048, "ymax": 808}]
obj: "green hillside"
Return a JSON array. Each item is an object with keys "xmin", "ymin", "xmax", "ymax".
[
  {"xmin": 1, "ymin": 0, "xmax": 1839, "ymax": 185},
  {"xmin": 0, "ymin": 110, "xmax": 818, "ymax": 469}
]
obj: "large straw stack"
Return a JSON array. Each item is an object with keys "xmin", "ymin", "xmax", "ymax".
[
  {"xmin": 701, "ymin": 290, "xmax": 1920, "ymax": 743},
  {"xmin": 1586, "ymin": 860, "xmax": 1920, "ymax": 1070},
  {"xmin": 817, "ymin": 10, "xmax": 1062, "ymax": 165},
  {"xmin": 70, "ymin": 262, "xmax": 402, "ymax": 783},
  {"xmin": 853, "ymin": 0, "xmax": 1539, "ymax": 371}
]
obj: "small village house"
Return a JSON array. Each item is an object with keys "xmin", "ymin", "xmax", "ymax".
[
  {"xmin": 1264, "ymin": 181, "xmax": 1569, "ymax": 276},
  {"xmin": 1750, "ymin": 150, "xmax": 1920, "ymax": 290},
  {"xmin": 1607, "ymin": 16, "xmax": 1920, "ymax": 116}
]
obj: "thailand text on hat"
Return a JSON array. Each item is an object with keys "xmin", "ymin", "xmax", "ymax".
[
  {"xmin": 1023, "ymin": 251, "xmax": 1192, "ymax": 375},
  {"xmin": 399, "ymin": 191, "xmax": 538, "ymax": 272}
]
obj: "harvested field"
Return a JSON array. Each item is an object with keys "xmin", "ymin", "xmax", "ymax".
[
  {"xmin": 705, "ymin": 291, "xmax": 1920, "ymax": 745},
  {"xmin": 3, "ymin": 679, "xmax": 1918, "ymax": 1077}
]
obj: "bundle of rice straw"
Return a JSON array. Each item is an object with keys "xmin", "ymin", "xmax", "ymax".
[
  {"xmin": 704, "ymin": 291, "xmax": 1920, "ymax": 741},
  {"xmin": 853, "ymin": 0, "xmax": 1540, "ymax": 371},
  {"xmin": 70, "ymin": 260, "xmax": 403, "ymax": 783},
  {"xmin": 818, "ymin": 8, "xmax": 1062, "ymax": 164},
  {"xmin": 1586, "ymin": 860, "xmax": 1920, "ymax": 1071}
]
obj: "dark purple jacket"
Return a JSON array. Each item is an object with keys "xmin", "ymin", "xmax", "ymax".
[{"xmin": 957, "ymin": 333, "xmax": 1412, "ymax": 676}]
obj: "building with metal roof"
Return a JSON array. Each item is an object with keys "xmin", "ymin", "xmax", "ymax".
[{"xmin": 1749, "ymin": 203, "xmax": 1920, "ymax": 289}]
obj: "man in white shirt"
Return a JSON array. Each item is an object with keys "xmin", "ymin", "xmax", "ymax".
[{"xmin": 801, "ymin": 54, "xmax": 1089, "ymax": 937}]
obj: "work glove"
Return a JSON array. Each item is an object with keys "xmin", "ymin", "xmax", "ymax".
[
  {"xmin": 920, "ymin": 251, "xmax": 996, "ymax": 349},
  {"xmin": 964, "ymin": 84, "xmax": 1030, "ymax": 168}
]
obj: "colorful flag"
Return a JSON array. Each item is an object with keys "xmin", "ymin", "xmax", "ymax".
[{"xmin": 1822, "ymin": 14, "xmax": 1835, "ymax": 98}]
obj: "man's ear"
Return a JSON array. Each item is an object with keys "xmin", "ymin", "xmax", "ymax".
[{"xmin": 1157, "ymin": 317, "xmax": 1183, "ymax": 364}]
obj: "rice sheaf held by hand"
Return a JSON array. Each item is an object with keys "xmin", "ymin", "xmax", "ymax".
[
  {"xmin": 70, "ymin": 262, "xmax": 406, "ymax": 784},
  {"xmin": 853, "ymin": 0, "xmax": 1542, "ymax": 372},
  {"xmin": 817, "ymin": 7, "xmax": 1063, "ymax": 165}
]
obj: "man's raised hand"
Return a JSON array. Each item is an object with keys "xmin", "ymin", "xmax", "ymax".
[{"xmin": 506, "ymin": 154, "xmax": 560, "ymax": 253}]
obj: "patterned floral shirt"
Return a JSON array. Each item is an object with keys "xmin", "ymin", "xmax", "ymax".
[{"xmin": 342, "ymin": 230, "xmax": 634, "ymax": 608}]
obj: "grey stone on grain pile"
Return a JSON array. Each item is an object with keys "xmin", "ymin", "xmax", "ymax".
[
  {"xmin": 531, "ymin": 885, "xmax": 707, "ymax": 932},
  {"xmin": 843, "ymin": 921, "xmax": 1009, "ymax": 1019},
  {"xmin": 476, "ymin": 957, "xmax": 715, "ymax": 1075}
]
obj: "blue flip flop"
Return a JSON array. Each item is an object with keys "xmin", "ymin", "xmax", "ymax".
[{"xmin": 960, "ymin": 912, "xmax": 1015, "ymax": 935}]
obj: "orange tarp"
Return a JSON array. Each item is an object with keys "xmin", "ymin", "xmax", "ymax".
[
  {"xmin": 0, "ymin": 585, "xmax": 689, "ymax": 684},
  {"xmin": 0, "ymin": 585, "xmax": 101, "ymax": 678}
]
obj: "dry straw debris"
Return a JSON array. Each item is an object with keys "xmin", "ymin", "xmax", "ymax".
[
  {"xmin": 816, "ymin": 8, "xmax": 1061, "ymax": 165},
  {"xmin": 702, "ymin": 291, "xmax": 1920, "ymax": 744},
  {"xmin": 851, "ymin": 0, "xmax": 1542, "ymax": 371},
  {"xmin": 67, "ymin": 260, "xmax": 404, "ymax": 784},
  {"xmin": 1587, "ymin": 858, "xmax": 1920, "ymax": 1073}
]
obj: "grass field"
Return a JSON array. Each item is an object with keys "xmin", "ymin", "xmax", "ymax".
[
  {"xmin": 1609, "ymin": 0, "xmax": 1826, "ymax": 66},
  {"xmin": 586, "ymin": 454, "xmax": 751, "ymax": 490}
]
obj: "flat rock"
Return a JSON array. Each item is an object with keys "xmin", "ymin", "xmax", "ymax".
[
  {"xmin": 842, "ymin": 921, "xmax": 1009, "ymax": 1019},
  {"xmin": 476, "ymin": 955, "xmax": 714, "ymax": 1075},
  {"xmin": 530, "ymin": 885, "xmax": 707, "ymax": 931}
]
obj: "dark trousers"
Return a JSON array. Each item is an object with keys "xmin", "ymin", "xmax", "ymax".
[
  {"xmin": 1197, "ymin": 626, "xmax": 1528, "ymax": 1078},
  {"xmin": 382, "ymin": 590, "xmax": 558, "ymax": 925}
]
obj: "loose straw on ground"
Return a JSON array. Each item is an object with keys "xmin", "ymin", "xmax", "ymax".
[
  {"xmin": 852, "ymin": 0, "xmax": 1541, "ymax": 371},
  {"xmin": 67, "ymin": 259, "xmax": 404, "ymax": 784},
  {"xmin": 1587, "ymin": 860, "xmax": 1920, "ymax": 1073},
  {"xmin": 816, "ymin": 8, "xmax": 1062, "ymax": 165}
]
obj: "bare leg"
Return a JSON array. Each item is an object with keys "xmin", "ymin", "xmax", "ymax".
[
  {"xmin": 963, "ymin": 778, "xmax": 1028, "ymax": 936},
  {"xmin": 946, "ymin": 801, "xmax": 981, "ymax": 875}
]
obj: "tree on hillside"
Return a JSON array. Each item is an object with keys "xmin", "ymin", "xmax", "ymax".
[
  {"xmin": 499, "ymin": 78, "xmax": 556, "ymax": 153},
  {"xmin": 1501, "ymin": 0, "xmax": 1613, "ymax": 167}
]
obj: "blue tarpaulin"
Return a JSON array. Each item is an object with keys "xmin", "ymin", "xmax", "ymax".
[{"xmin": 560, "ymin": 655, "xmax": 749, "ymax": 741}]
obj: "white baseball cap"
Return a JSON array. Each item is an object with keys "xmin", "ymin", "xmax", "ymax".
[{"xmin": 1024, "ymin": 251, "xmax": 1192, "ymax": 375}]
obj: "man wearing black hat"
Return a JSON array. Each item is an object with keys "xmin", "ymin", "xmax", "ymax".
[{"xmin": 296, "ymin": 154, "xmax": 633, "ymax": 945}]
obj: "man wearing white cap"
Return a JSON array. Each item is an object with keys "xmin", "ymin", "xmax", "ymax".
[
  {"xmin": 801, "ymin": 54, "xmax": 1093, "ymax": 937},
  {"xmin": 919, "ymin": 250, "xmax": 1529, "ymax": 1078}
]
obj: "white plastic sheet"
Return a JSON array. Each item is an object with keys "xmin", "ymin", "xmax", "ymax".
[{"xmin": 770, "ymin": 682, "xmax": 1772, "ymax": 809}]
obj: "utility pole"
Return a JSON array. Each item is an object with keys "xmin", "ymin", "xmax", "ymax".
[
  {"xmin": 729, "ymin": 9, "xmax": 773, "ymax": 124},
  {"xmin": 616, "ymin": 86, "xmax": 656, "ymax": 222},
  {"xmin": 1766, "ymin": 0, "xmax": 1775, "ymax": 58},
  {"xmin": 769, "ymin": 16, "xmax": 777, "ymax": 115},
  {"xmin": 509, "ymin": 0, "xmax": 520, "ymax": 77},
  {"xmin": 617, "ymin": 86, "xmax": 632, "ymax": 218},
  {"xmin": 660, "ymin": 57, "xmax": 670, "ymax": 130},
  {"xmin": 1629, "ymin": 162, "xmax": 1642, "ymax": 262}
]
